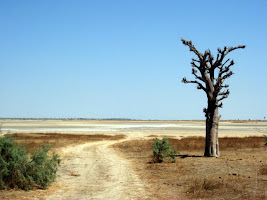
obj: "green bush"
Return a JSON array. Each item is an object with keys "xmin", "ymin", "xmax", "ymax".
[
  {"xmin": 264, "ymin": 135, "xmax": 267, "ymax": 146},
  {"xmin": 0, "ymin": 135, "xmax": 60, "ymax": 190},
  {"xmin": 152, "ymin": 137, "xmax": 179, "ymax": 163}
]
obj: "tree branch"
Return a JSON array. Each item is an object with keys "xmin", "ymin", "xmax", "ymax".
[
  {"xmin": 181, "ymin": 38, "xmax": 203, "ymax": 60},
  {"xmin": 214, "ymin": 60, "xmax": 235, "ymax": 96},
  {"xmin": 192, "ymin": 68, "xmax": 205, "ymax": 82},
  {"xmin": 192, "ymin": 58, "xmax": 200, "ymax": 63},
  {"xmin": 221, "ymin": 84, "xmax": 229, "ymax": 88},
  {"xmin": 226, "ymin": 45, "xmax": 246, "ymax": 54},
  {"xmin": 220, "ymin": 58, "xmax": 230, "ymax": 69},
  {"xmin": 191, "ymin": 61, "xmax": 200, "ymax": 69},
  {"xmin": 182, "ymin": 77, "xmax": 207, "ymax": 92},
  {"xmin": 214, "ymin": 45, "xmax": 246, "ymax": 69},
  {"xmin": 218, "ymin": 94, "xmax": 228, "ymax": 102},
  {"xmin": 221, "ymin": 71, "xmax": 234, "ymax": 81},
  {"xmin": 205, "ymin": 49, "xmax": 214, "ymax": 67},
  {"xmin": 213, "ymin": 47, "xmax": 228, "ymax": 68},
  {"xmin": 217, "ymin": 102, "xmax": 223, "ymax": 108},
  {"xmin": 218, "ymin": 89, "xmax": 230, "ymax": 96},
  {"xmin": 181, "ymin": 38, "xmax": 246, "ymax": 108}
]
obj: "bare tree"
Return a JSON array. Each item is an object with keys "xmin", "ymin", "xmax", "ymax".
[{"xmin": 181, "ymin": 39, "xmax": 245, "ymax": 157}]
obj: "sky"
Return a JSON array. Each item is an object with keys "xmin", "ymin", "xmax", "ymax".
[{"xmin": 0, "ymin": 1, "xmax": 267, "ymax": 120}]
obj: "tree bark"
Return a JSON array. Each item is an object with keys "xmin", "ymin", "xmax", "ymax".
[{"xmin": 204, "ymin": 100, "xmax": 220, "ymax": 157}]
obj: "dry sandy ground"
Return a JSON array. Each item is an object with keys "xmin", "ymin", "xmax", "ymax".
[
  {"xmin": 46, "ymin": 140, "xmax": 145, "ymax": 200},
  {"xmin": 0, "ymin": 120, "xmax": 266, "ymax": 199},
  {"xmin": 1, "ymin": 119, "xmax": 267, "ymax": 138},
  {"xmin": 0, "ymin": 134, "xmax": 147, "ymax": 200}
]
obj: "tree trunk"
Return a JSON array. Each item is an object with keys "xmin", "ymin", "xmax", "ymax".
[{"xmin": 204, "ymin": 101, "xmax": 220, "ymax": 157}]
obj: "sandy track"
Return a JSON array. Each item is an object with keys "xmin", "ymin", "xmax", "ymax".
[{"xmin": 46, "ymin": 140, "xmax": 145, "ymax": 200}]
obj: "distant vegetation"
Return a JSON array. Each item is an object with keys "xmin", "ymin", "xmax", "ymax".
[
  {"xmin": 0, "ymin": 135, "xmax": 60, "ymax": 190},
  {"xmin": 0, "ymin": 117, "xmax": 136, "ymax": 120}
]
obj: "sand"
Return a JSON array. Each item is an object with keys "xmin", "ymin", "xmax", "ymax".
[
  {"xmin": 1, "ymin": 119, "xmax": 266, "ymax": 138},
  {"xmin": 0, "ymin": 119, "xmax": 266, "ymax": 199},
  {"xmin": 46, "ymin": 140, "xmax": 145, "ymax": 200}
]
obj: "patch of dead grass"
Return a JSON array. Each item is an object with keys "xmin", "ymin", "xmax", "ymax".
[
  {"xmin": 187, "ymin": 176, "xmax": 266, "ymax": 200},
  {"xmin": 11, "ymin": 133, "xmax": 125, "ymax": 152},
  {"xmin": 112, "ymin": 136, "xmax": 267, "ymax": 200},
  {"xmin": 168, "ymin": 136, "xmax": 265, "ymax": 151}
]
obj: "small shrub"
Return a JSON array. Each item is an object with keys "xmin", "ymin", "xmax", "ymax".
[
  {"xmin": 0, "ymin": 135, "xmax": 60, "ymax": 190},
  {"xmin": 152, "ymin": 137, "xmax": 179, "ymax": 163}
]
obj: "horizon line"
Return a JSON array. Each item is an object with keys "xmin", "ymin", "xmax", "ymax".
[{"xmin": 0, "ymin": 117, "xmax": 265, "ymax": 121}]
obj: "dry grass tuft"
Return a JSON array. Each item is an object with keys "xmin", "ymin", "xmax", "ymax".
[
  {"xmin": 258, "ymin": 165, "xmax": 267, "ymax": 175},
  {"xmin": 187, "ymin": 177, "xmax": 240, "ymax": 198},
  {"xmin": 187, "ymin": 176, "xmax": 266, "ymax": 200}
]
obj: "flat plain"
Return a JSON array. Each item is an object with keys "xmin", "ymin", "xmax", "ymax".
[
  {"xmin": 0, "ymin": 119, "xmax": 266, "ymax": 199},
  {"xmin": 1, "ymin": 119, "xmax": 267, "ymax": 138}
]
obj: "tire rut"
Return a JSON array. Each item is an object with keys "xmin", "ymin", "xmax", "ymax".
[{"xmin": 46, "ymin": 140, "xmax": 145, "ymax": 200}]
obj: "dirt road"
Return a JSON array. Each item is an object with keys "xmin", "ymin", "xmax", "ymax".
[{"xmin": 46, "ymin": 140, "xmax": 146, "ymax": 200}]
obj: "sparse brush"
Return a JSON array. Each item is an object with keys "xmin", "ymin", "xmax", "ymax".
[
  {"xmin": 188, "ymin": 178, "xmax": 224, "ymax": 193},
  {"xmin": 113, "ymin": 136, "xmax": 266, "ymax": 199},
  {"xmin": 0, "ymin": 135, "xmax": 60, "ymax": 190},
  {"xmin": 152, "ymin": 137, "xmax": 179, "ymax": 163},
  {"xmin": 187, "ymin": 177, "xmax": 242, "ymax": 198}
]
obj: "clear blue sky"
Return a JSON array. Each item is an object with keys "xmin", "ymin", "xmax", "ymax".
[{"xmin": 0, "ymin": 1, "xmax": 266, "ymax": 120}]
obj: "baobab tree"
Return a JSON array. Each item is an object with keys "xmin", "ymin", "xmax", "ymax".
[{"xmin": 181, "ymin": 39, "xmax": 245, "ymax": 157}]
